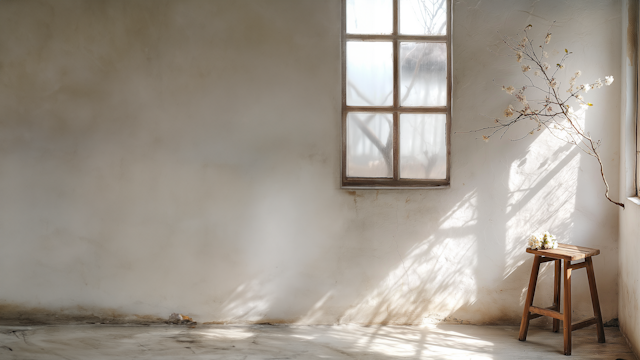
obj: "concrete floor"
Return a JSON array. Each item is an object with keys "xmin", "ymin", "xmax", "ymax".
[{"xmin": 0, "ymin": 324, "xmax": 636, "ymax": 359}]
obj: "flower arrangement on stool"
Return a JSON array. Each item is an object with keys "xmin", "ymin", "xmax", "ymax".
[{"xmin": 527, "ymin": 231, "xmax": 558, "ymax": 250}]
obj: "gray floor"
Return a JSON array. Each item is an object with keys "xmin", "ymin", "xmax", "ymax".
[{"xmin": 0, "ymin": 324, "xmax": 636, "ymax": 359}]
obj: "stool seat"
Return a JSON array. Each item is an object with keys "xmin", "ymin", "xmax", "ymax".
[
  {"xmin": 526, "ymin": 244, "xmax": 600, "ymax": 261},
  {"xmin": 519, "ymin": 243, "xmax": 605, "ymax": 356}
]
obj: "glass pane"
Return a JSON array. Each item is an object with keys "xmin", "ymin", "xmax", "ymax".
[
  {"xmin": 347, "ymin": 113, "xmax": 393, "ymax": 178},
  {"xmin": 346, "ymin": 0, "xmax": 393, "ymax": 35},
  {"xmin": 400, "ymin": 113, "xmax": 446, "ymax": 179},
  {"xmin": 400, "ymin": 0, "xmax": 447, "ymax": 35},
  {"xmin": 400, "ymin": 42, "xmax": 447, "ymax": 106},
  {"xmin": 347, "ymin": 42, "xmax": 394, "ymax": 106}
]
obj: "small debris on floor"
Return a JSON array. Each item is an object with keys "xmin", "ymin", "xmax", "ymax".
[{"xmin": 167, "ymin": 313, "xmax": 197, "ymax": 325}]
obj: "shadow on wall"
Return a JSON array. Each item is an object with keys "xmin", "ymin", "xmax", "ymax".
[{"xmin": 217, "ymin": 125, "xmax": 587, "ymax": 327}]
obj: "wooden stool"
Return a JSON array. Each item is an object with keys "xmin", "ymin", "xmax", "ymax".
[{"xmin": 518, "ymin": 244, "xmax": 605, "ymax": 355}]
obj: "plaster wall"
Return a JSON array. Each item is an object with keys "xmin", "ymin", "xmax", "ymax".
[
  {"xmin": 619, "ymin": 0, "xmax": 640, "ymax": 356},
  {"xmin": 0, "ymin": 0, "xmax": 622, "ymax": 325}
]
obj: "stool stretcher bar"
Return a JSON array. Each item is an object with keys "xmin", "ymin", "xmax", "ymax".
[{"xmin": 529, "ymin": 306, "xmax": 563, "ymax": 320}]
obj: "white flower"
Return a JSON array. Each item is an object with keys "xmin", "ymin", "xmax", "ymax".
[
  {"xmin": 503, "ymin": 85, "xmax": 516, "ymax": 95},
  {"xmin": 516, "ymin": 51, "xmax": 523, "ymax": 63},
  {"xmin": 575, "ymin": 70, "xmax": 582, "ymax": 77},
  {"xmin": 605, "ymin": 76, "xmax": 614, "ymax": 85},
  {"xmin": 522, "ymin": 64, "xmax": 531, "ymax": 72},
  {"xmin": 541, "ymin": 232, "xmax": 557, "ymax": 249},
  {"xmin": 558, "ymin": 63, "xmax": 565, "ymax": 69},
  {"xmin": 482, "ymin": 135, "xmax": 489, "ymax": 142},
  {"xmin": 504, "ymin": 104, "xmax": 515, "ymax": 118},
  {"xmin": 583, "ymin": 84, "xmax": 590, "ymax": 93},
  {"xmin": 543, "ymin": 51, "xmax": 549, "ymax": 58},
  {"xmin": 545, "ymin": 32, "xmax": 552, "ymax": 44},
  {"xmin": 515, "ymin": 93, "xmax": 527, "ymax": 104},
  {"xmin": 594, "ymin": 78, "xmax": 603, "ymax": 88},
  {"xmin": 534, "ymin": 70, "xmax": 540, "ymax": 76},
  {"xmin": 569, "ymin": 78, "xmax": 576, "ymax": 86},
  {"xmin": 528, "ymin": 233, "xmax": 543, "ymax": 249},
  {"xmin": 542, "ymin": 62, "xmax": 550, "ymax": 71},
  {"xmin": 549, "ymin": 78, "xmax": 557, "ymax": 88}
]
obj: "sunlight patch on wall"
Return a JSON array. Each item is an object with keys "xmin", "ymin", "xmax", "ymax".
[
  {"xmin": 439, "ymin": 191, "xmax": 478, "ymax": 230},
  {"xmin": 219, "ymin": 278, "xmax": 273, "ymax": 322},
  {"xmin": 340, "ymin": 200, "xmax": 480, "ymax": 325},
  {"xmin": 298, "ymin": 291, "xmax": 334, "ymax": 324},
  {"xmin": 502, "ymin": 109, "xmax": 585, "ymax": 280}
]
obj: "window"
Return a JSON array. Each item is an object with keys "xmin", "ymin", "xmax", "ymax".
[{"xmin": 342, "ymin": 0, "xmax": 451, "ymax": 188}]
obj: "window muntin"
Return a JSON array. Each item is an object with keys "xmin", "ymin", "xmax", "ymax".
[{"xmin": 342, "ymin": 0, "xmax": 451, "ymax": 188}]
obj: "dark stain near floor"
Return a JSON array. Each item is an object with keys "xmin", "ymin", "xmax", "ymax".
[
  {"xmin": 604, "ymin": 318, "xmax": 620, "ymax": 327},
  {"xmin": 168, "ymin": 331, "xmax": 205, "ymax": 346},
  {"xmin": 0, "ymin": 303, "xmax": 166, "ymax": 326}
]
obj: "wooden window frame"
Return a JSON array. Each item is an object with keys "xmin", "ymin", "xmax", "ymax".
[{"xmin": 341, "ymin": 0, "xmax": 452, "ymax": 189}]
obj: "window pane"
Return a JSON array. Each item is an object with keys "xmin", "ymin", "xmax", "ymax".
[
  {"xmin": 346, "ymin": 0, "xmax": 393, "ymax": 35},
  {"xmin": 347, "ymin": 112, "xmax": 393, "ymax": 178},
  {"xmin": 347, "ymin": 42, "xmax": 394, "ymax": 106},
  {"xmin": 400, "ymin": 113, "xmax": 446, "ymax": 179},
  {"xmin": 400, "ymin": 42, "xmax": 447, "ymax": 106},
  {"xmin": 399, "ymin": 0, "xmax": 447, "ymax": 35}
]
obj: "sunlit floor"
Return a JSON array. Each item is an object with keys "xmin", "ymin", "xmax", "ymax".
[{"xmin": 0, "ymin": 324, "xmax": 635, "ymax": 359}]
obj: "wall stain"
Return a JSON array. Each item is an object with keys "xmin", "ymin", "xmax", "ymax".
[{"xmin": 0, "ymin": 303, "xmax": 166, "ymax": 326}]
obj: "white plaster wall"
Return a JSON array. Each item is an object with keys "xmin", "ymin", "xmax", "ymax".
[
  {"xmin": 619, "ymin": 0, "xmax": 640, "ymax": 355},
  {"xmin": 0, "ymin": 0, "xmax": 621, "ymax": 325}
]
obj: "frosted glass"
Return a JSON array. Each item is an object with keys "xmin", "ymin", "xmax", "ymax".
[
  {"xmin": 400, "ymin": 113, "xmax": 446, "ymax": 179},
  {"xmin": 400, "ymin": 42, "xmax": 447, "ymax": 106},
  {"xmin": 346, "ymin": 0, "xmax": 393, "ymax": 35},
  {"xmin": 347, "ymin": 42, "xmax": 394, "ymax": 106},
  {"xmin": 347, "ymin": 113, "xmax": 393, "ymax": 178},
  {"xmin": 400, "ymin": 0, "xmax": 447, "ymax": 35}
]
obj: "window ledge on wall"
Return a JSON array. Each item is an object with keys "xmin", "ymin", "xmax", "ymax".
[{"xmin": 627, "ymin": 197, "xmax": 640, "ymax": 206}]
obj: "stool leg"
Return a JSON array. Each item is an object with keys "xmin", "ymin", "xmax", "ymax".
[
  {"xmin": 586, "ymin": 257, "xmax": 605, "ymax": 343},
  {"xmin": 553, "ymin": 259, "xmax": 561, "ymax": 333},
  {"xmin": 519, "ymin": 255, "xmax": 542, "ymax": 341},
  {"xmin": 563, "ymin": 259, "xmax": 572, "ymax": 356}
]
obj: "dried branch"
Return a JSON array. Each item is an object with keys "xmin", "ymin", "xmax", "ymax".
[{"xmin": 464, "ymin": 24, "xmax": 624, "ymax": 209}]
